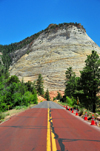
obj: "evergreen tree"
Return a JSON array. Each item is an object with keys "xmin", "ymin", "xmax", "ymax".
[
  {"xmin": 25, "ymin": 81, "xmax": 33, "ymax": 92},
  {"xmin": 7, "ymin": 75, "xmax": 20, "ymax": 85},
  {"xmin": 65, "ymin": 67, "xmax": 78, "ymax": 97},
  {"xmin": 65, "ymin": 67, "xmax": 75, "ymax": 81},
  {"xmin": 80, "ymin": 50, "xmax": 100, "ymax": 112},
  {"xmin": 45, "ymin": 89, "xmax": 50, "ymax": 101},
  {"xmin": 32, "ymin": 87, "xmax": 38, "ymax": 104},
  {"xmin": 56, "ymin": 91, "xmax": 62, "ymax": 100},
  {"xmin": 19, "ymin": 78, "xmax": 26, "ymax": 95},
  {"xmin": 65, "ymin": 74, "xmax": 78, "ymax": 97},
  {"xmin": 36, "ymin": 74, "xmax": 44, "ymax": 95}
]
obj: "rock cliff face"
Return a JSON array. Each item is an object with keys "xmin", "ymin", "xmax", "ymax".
[{"xmin": 9, "ymin": 23, "xmax": 100, "ymax": 91}]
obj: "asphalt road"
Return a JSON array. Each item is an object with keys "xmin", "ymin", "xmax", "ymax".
[
  {"xmin": 32, "ymin": 101, "xmax": 64, "ymax": 109},
  {"xmin": 0, "ymin": 101, "xmax": 100, "ymax": 151}
]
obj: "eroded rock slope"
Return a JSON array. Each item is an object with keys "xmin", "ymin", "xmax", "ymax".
[{"xmin": 9, "ymin": 24, "xmax": 100, "ymax": 91}]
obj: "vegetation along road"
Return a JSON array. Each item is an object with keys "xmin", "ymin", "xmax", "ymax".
[{"xmin": 0, "ymin": 101, "xmax": 100, "ymax": 151}]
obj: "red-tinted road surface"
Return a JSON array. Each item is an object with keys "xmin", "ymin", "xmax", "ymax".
[
  {"xmin": 0, "ymin": 108, "xmax": 47, "ymax": 151},
  {"xmin": 0, "ymin": 101, "xmax": 100, "ymax": 151},
  {"xmin": 51, "ymin": 108, "xmax": 100, "ymax": 151}
]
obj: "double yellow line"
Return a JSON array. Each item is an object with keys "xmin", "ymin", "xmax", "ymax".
[{"xmin": 47, "ymin": 104, "xmax": 57, "ymax": 151}]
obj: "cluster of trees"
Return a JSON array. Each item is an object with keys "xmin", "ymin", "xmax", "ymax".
[
  {"xmin": 0, "ymin": 65, "xmax": 51, "ymax": 112},
  {"xmin": 0, "ymin": 67, "xmax": 38, "ymax": 111},
  {"xmin": 0, "ymin": 65, "xmax": 40, "ymax": 111},
  {"xmin": 64, "ymin": 50, "xmax": 100, "ymax": 113}
]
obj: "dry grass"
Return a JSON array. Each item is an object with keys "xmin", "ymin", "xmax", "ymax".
[{"xmin": 1, "ymin": 104, "xmax": 36, "ymax": 122}]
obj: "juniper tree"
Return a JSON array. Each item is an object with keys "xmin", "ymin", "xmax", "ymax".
[
  {"xmin": 45, "ymin": 89, "xmax": 50, "ymax": 101},
  {"xmin": 65, "ymin": 67, "xmax": 75, "ymax": 80},
  {"xmin": 36, "ymin": 74, "xmax": 44, "ymax": 95},
  {"xmin": 65, "ymin": 67, "xmax": 77, "ymax": 97},
  {"xmin": 56, "ymin": 91, "xmax": 62, "ymax": 100},
  {"xmin": 80, "ymin": 50, "xmax": 100, "ymax": 112}
]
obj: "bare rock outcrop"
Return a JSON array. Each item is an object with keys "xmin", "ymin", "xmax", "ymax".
[{"xmin": 9, "ymin": 24, "xmax": 100, "ymax": 91}]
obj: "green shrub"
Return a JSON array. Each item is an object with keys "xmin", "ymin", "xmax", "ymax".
[
  {"xmin": 21, "ymin": 95, "xmax": 29, "ymax": 106},
  {"xmin": 73, "ymin": 104, "xmax": 78, "ymax": 109},
  {"xmin": 23, "ymin": 106, "xmax": 27, "ymax": 109},
  {"xmin": 84, "ymin": 110, "xmax": 90, "ymax": 116},
  {"xmin": 66, "ymin": 96, "xmax": 77, "ymax": 107},
  {"xmin": 53, "ymin": 97, "xmax": 56, "ymax": 101},
  {"xmin": 15, "ymin": 106, "xmax": 23, "ymax": 110},
  {"xmin": 56, "ymin": 92, "xmax": 62, "ymax": 100},
  {"xmin": 0, "ymin": 112, "xmax": 6, "ymax": 120},
  {"xmin": 97, "ymin": 111, "xmax": 100, "ymax": 115},
  {"xmin": 21, "ymin": 91, "xmax": 38, "ymax": 106},
  {"xmin": 0, "ymin": 102, "xmax": 8, "ymax": 112},
  {"xmin": 71, "ymin": 97, "xmax": 77, "ymax": 105},
  {"xmin": 32, "ymin": 93, "xmax": 38, "ymax": 104},
  {"xmin": 94, "ymin": 113, "xmax": 98, "ymax": 119},
  {"xmin": 15, "ymin": 105, "xmax": 27, "ymax": 110},
  {"xmin": 13, "ymin": 93, "xmax": 22, "ymax": 106},
  {"xmin": 66, "ymin": 96, "xmax": 73, "ymax": 106},
  {"xmin": 79, "ymin": 108, "xmax": 84, "ymax": 116}
]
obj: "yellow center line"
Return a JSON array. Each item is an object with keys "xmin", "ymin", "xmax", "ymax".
[
  {"xmin": 47, "ymin": 102, "xmax": 57, "ymax": 151},
  {"xmin": 51, "ymin": 117, "xmax": 57, "ymax": 151},
  {"xmin": 47, "ymin": 104, "xmax": 51, "ymax": 151}
]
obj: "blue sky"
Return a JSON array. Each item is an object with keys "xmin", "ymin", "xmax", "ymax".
[{"xmin": 0, "ymin": 0, "xmax": 100, "ymax": 46}]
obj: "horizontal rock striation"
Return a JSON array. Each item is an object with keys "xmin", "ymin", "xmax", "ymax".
[{"xmin": 9, "ymin": 24, "xmax": 100, "ymax": 91}]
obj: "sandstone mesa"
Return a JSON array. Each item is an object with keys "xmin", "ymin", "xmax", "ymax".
[{"xmin": 9, "ymin": 23, "xmax": 100, "ymax": 91}]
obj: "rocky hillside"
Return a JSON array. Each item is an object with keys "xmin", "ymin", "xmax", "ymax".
[{"xmin": 9, "ymin": 23, "xmax": 100, "ymax": 91}]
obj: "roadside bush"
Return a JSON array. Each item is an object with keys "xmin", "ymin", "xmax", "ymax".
[
  {"xmin": 32, "ymin": 93, "xmax": 38, "ymax": 104},
  {"xmin": 0, "ymin": 112, "xmax": 6, "ymax": 120},
  {"xmin": 53, "ymin": 97, "xmax": 56, "ymax": 101},
  {"xmin": 21, "ymin": 91, "xmax": 38, "ymax": 106},
  {"xmin": 21, "ymin": 92, "xmax": 30, "ymax": 106},
  {"xmin": 56, "ymin": 92, "xmax": 62, "ymax": 100},
  {"xmin": 0, "ymin": 101, "xmax": 8, "ymax": 112},
  {"xmin": 71, "ymin": 97, "xmax": 77, "ymax": 105},
  {"xmin": 15, "ymin": 106, "xmax": 23, "ymax": 110},
  {"xmin": 79, "ymin": 108, "xmax": 84, "ymax": 116},
  {"xmin": 12, "ymin": 93, "xmax": 22, "ymax": 106},
  {"xmin": 73, "ymin": 104, "xmax": 78, "ymax": 109},
  {"xmin": 15, "ymin": 105, "xmax": 27, "ymax": 110},
  {"xmin": 94, "ymin": 113, "xmax": 98, "ymax": 119},
  {"xmin": 97, "ymin": 111, "xmax": 100, "ymax": 115},
  {"xmin": 66, "ymin": 96, "xmax": 77, "ymax": 107},
  {"xmin": 66, "ymin": 96, "xmax": 73, "ymax": 106}
]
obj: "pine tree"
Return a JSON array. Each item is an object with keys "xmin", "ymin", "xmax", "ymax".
[
  {"xmin": 80, "ymin": 50, "xmax": 100, "ymax": 112},
  {"xmin": 36, "ymin": 74, "xmax": 44, "ymax": 95},
  {"xmin": 65, "ymin": 67, "xmax": 75, "ymax": 81},
  {"xmin": 56, "ymin": 91, "xmax": 62, "ymax": 100},
  {"xmin": 45, "ymin": 89, "xmax": 50, "ymax": 101},
  {"xmin": 65, "ymin": 67, "xmax": 78, "ymax": 97},
  {"xmin": 32, "ymin": 87, "xmax": 38, "ymax": 104}
]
